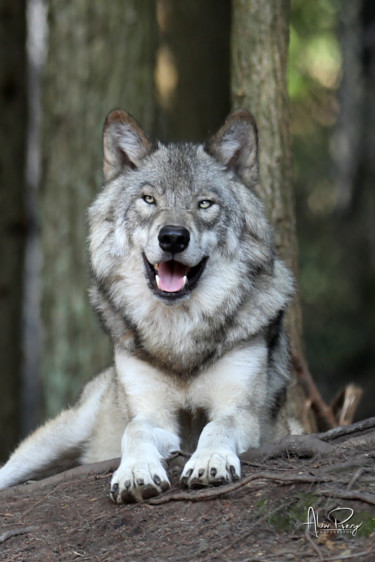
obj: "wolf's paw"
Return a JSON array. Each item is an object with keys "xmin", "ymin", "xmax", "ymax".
[
  {"xmin": 110, "ymin": 459, "xmax": 170, "ymax": 504},
  {"xmin": 180, "ymin": 448, "xmax": 241, "ymax": 489}
]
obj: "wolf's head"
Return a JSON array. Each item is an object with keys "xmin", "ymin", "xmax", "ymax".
[{"xmin": 89, "ymin": 109, "xmax": 274, "ymax": 314}]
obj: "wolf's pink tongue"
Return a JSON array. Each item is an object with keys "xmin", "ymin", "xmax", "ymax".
[{"xmin": 158, "ymin": 261, "xmax": 188, "ymax": 292}]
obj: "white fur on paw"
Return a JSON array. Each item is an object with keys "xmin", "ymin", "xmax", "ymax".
[
  {"xmin": 180, "ymin": 448, "xmax": 241, "ymax": 489},
  {"xmin": 110, "ymin": 458, "xmax": 170, "ymax": 504}
]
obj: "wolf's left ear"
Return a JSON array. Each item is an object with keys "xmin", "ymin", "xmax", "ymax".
[
  {"xmin": 103, "ymin": 109, "xmax": 154, "ymax": 182},
  {"xmin": 206, "ymin": 109, "xmax": 258, "ymax": 186}
]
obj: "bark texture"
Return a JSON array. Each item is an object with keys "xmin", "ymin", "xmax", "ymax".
[
  {"xmin": 0, "ymin": 0, "xmax": 27, "ymax": 459},
  {"xmin": 40, "ymin": 0, "xmax": 157, "ymax": 416},
  {"xmin": 231, "ymin": 0, "xmax": 307, "ymax": 425}
]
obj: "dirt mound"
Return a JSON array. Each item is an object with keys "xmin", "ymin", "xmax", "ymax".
[{"xmin": 1, "ymin": 419, "xmax": 374, "ymax": 561}]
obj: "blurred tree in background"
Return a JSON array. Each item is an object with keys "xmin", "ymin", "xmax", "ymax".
[
  {"xmin": 289, "ymin": 0, "xmax": 375, "ymax": 419},
  {"xmin": 40, "ymin": 0, "xmax": 156, "ymax": 421}
]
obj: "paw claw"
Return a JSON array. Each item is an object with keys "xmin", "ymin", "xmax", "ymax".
[
  {"xmin": 110, "ymin": 483, "xmax": 119, "ymax": 502},
  {"xmin": 211, "ymin": 476, "xmax": 227, "ymax": 487},
  {"xmin": 189, "ymin": 478, "xmax": 206, "ymax": 490},
  {"xmin": 141, "ymin": 485, "xmax": 159, "ymax": 500},
  {"xmin": 160, "ymin": 480, "xmax": 170, "ymax": 492},
  {"xmin": 230, "ymin": 465, "xmax": 240, "ymax": 481},
  {"xmin": 120, "ymin": 489, "xmax": 137, "ymax": 504},
  {"xmin": 110, "ymin": 460, "xmax": 170, "ymax": 504},
  {"xmin": 181, "ymin": 449, "xmax": 241, "ymax": 489}
]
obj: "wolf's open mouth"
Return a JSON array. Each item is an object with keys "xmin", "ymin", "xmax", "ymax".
[{"xmin": 143, "ymin": 254, "xmax": 208, "ymax": 299}]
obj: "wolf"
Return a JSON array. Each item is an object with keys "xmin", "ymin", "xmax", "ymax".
[{"xmin": 0, "ymin": 109, "xmax": 295, "ymax": 503}]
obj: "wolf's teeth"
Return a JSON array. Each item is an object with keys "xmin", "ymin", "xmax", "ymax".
[
  {"xmin": 155, "ymin": 274, "xmax": 161, "ymax": 289},
  {"xmin": 182, "ymin": 275, "xmax": 187, "ymax": 289},
  {"xmin": 154, "ymin": 264, "xmax": 159, "ymax": 271}
]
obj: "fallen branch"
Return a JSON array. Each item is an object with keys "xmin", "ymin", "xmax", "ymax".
[
  {"xmin": 331, "ymin": 384, "xmax": 363, "ymax": 426},
  {"xmin": 292, "ymin": 352, "xmax": 338, "ymax": 430},
  {"xmin": 146, "ymin": 470, "xmax": 339, "ymax": 505},
  {"xmin": 242, "ymin": 418, "xmax": 375, "ymax": 462},
  {"xmin": 316, "ymin": 488, "xmax": 375, "ymax": 506},
  {"xmin": 313, "ymin": 416, "xmax": 375, "ymax": 442}
]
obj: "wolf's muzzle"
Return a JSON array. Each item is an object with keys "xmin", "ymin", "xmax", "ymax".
[
  {"xmin": 142, "ymin": 252, "xmax": 208, "ymax": 301},
  {"xmin": 158, "ymin": 225, "xmax": 190, "ymax": 255}
]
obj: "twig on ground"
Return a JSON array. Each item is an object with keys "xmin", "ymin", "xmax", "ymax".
[
  {"xmin": 146, "ymin": 470, "xmax": 338, "ymax": 505},
  {"xmin": 316, "ymin": 489, "xmax": 375, "ymax": 506},
  {"xmin": 320, "ymin": 458, "xmax": 370, "ymax": 474},
  {"xmin": 305, "ymin": 524, "xmax": 324, "ymax": 560},
  {"xmin": 0, "ymin": 526, "xmax": 34, "ymax": 544},
  {"xmin": 317, "ymin": 550, "xmax": 375, "ymax": 561},
  {"xmin": 19, "ymin": 487, "xmax": 59, "ymax": 519},
  {"xmin": 347, "ymin": 467, "xmax": 364, "ymax": 491}
]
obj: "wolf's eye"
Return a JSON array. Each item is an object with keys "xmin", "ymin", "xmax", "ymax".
[
  {"xmin": 198, "ymin": 200, "xmax": 214, "ymax": 209},
  {"xmin": 143, "ymin": 195, "xmax": 156, "ymax": 205}
]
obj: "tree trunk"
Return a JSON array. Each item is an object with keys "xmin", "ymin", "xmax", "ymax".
[
  {"xmin": 155, "ymin": 0, "xmax": 231, "ymax": 142},
  {"xmin": 231, "ymin": 0, "xmax": 308, "ymax": 427},
  {"xmin": 0, "ymin": 0, "xmax": 27, "ymax": 459},
  {"xmin": 39, "ymin": 0, "xmax": 157, "ymax": 417}
]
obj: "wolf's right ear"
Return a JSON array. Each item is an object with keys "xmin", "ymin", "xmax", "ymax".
[
  {"xmin": 103, "ymin": 110, "xmax": 154, "ymax": 182},
  {"xmin": 206, "ymin": 109, "xmax": 258, "ymax": 187}
]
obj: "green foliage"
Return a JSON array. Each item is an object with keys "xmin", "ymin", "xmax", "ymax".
[
  {"xmin": 351, "ymin": 511, "xmax": 375, "ymax": 538},
  {"xmin": 257, "ymin": 493, "xmax": 319, "ymax": 533},
  {"xmin": 289, "ymin": 1, "xmax": 341, "ymax": 101}
]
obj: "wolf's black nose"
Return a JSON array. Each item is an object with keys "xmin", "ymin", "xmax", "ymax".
[{"xmin": 158, "ymin": 225, "xmax": 190, "ymax": 254}]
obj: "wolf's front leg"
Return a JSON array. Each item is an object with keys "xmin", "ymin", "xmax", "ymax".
[
  {"xmin": 110, "ymin": 421, "xmax": 180, "ymax": 503},
  {"xmin": 181, "ymin": 339, "xmax": 268, "ymax": 489},
  {"xmin": 111, "ymin": 351, "xmax": 181, "ymax": 504},
  {"xmin": 180, "ymin": 413, "xmax": 256, "ymax": 488}
]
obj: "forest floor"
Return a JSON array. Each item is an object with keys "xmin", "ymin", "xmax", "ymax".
[{"xmin": 1, "ymin": 419, "xmax": 374, "ymax": 562}]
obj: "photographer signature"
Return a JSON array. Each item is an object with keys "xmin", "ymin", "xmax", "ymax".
[{"xmin": 304, "ymin": 506, "xmax": 362, "ymax": 538}]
